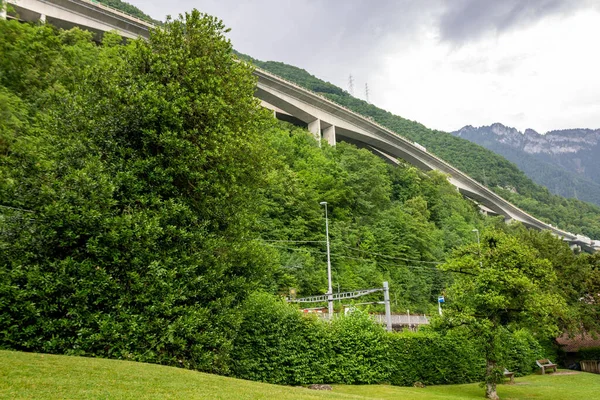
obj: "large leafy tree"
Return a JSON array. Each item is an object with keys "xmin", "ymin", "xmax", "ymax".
[
  {"xmin": 439, "ymin": 229, "xmax": 566, "ymax": 400},
  {"xmin": 0, "ymin": 11, "xmax": 274, "ymax": 372},
  {"xmin": 509, "ymin": 227, "xmax": 600, "ymax": 335}
]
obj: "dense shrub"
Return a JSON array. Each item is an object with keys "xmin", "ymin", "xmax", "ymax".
[
  {"xmin": 503, "ymin": 329, "xmax": 546, "ymax": 375},
  {"xmin": 579, "ymin": 346, "xmax": 600, "ymax": 360},
  {"xmin": 231, "ymin": 293, "xmax": 545, "ymax": 386},
  {"xmin": 230, "ymin": 292, "xmax": 331, "ymax": 385},
  {"xmin": 327, "ymin": 311, "xmax": 389, "ymax": 384},
  {"xmin": 387, "ymin": 330, "xmax": 484, "ymax": 385},
  {"xmin": 231, "ymin": 293, "xmax": 388, "ymax": 385}
]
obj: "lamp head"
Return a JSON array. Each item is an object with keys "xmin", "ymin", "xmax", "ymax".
[
  {"xmin": 472, "ymin": 228, "xmax": 479, "ymax": 232},
  {"xmin": 319, "ymin": 201, "xmax": 327, "ymax": 206}
]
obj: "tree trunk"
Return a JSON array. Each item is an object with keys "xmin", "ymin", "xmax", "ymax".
[{"xmin": 485, "ymin": 359, "xmax": 499, "ymax": 400}]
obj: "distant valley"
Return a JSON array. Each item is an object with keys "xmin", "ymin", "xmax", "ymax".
[{"xmin": 452, "ymin": 124, "xmax": 600, "ymax": 206}]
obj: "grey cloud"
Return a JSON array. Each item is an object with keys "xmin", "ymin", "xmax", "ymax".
[
  {"xmin": 126, "ymin": 0, "xmax": 440, "ymax": 84},
  {"xmin": 439, "ymin": 0, "xmax": 595, "ymax": 43},
  {"xmin": 126, "ymin": 0, "xmax": 597, "ymax": 72},
  {"xmin": 124, "ymin": 0, "xmax": 600, "ymax": 128}
]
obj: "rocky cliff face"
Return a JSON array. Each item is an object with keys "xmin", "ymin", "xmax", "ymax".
[
  {"xmin": 452, "ymin": 124, "xmax": 600, "ymax": 206},
  {"xmin": 456, "ymin": 124, "xmax": 600, "ymax": 155}
]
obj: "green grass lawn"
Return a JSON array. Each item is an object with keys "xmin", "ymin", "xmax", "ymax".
[
  {"xmin": 0, "ymin": 350, "xmax": 361, "ymax": 400},
  {"xmin": 2, "ymin": 350, "xmax": 599, "ymax": 399},
  {"xmin": 335, "ymin": 371, "xmax": 600, "ymax": 399}
]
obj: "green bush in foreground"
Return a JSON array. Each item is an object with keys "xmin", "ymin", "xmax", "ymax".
[
  {"xmin": 231, "ymin": 292, "xmax": 545, "ymax": 386},
  {"xmin": 387, "ymin": 330, "xmax": 484, "ymax": 386}
]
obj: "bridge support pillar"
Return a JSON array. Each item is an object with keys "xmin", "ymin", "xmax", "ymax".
[
  {"xmin": 39, "ymin": 13, "xmax": 46, "ymax": 24},
  {"xmin": 322, "ymin": 125, "xmax": 336, "ymax": 146},
  {"xmin": 1, "ymin": 2, "xmax": 6, "ymax": 20},
  {"xmin": 308, "ymin": 119, "xmax": 321, "ymax": 143}
]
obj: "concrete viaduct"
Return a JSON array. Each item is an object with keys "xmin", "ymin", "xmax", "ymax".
[
  {"xmin": 2, "ymin": 0, "xmax": 152, "ymax": 39},
  {"xmin": 4, "ymin": 0, "xmax": 599, "ymax": 252}
]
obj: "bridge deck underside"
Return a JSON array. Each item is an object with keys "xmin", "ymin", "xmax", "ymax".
[{"xmin": 7, "ymin": 0, "xmax": 150, "ymax": 39}]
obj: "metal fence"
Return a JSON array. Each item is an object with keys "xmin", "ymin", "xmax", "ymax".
[
  {"xmin": 371, "ymin": 314, "xmax": 430, "ymax": 326},
  {"xmin": 309, "ymin": 312, "xmax": 430, "ymax": 328}
]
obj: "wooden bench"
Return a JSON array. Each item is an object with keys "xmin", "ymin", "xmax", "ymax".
[
  {"xmin": 536, "ymin": 359, "xmax": 557, "ymax": 375},
  {"xmin": 503, "ymin": 368, "xmax": 515, "ymax": 384}
]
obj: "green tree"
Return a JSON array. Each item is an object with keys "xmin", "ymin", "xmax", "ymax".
[
  {"xmin": 439, "ymin": 230, "xmax": 566, "ymax": 400},
  {"xmin": 496, "ymin": 224, "xmax": 600, "ymax": 335},
  {"xmin": 0, "ymin": 11, "xmax": 275, "ymax": 372}
]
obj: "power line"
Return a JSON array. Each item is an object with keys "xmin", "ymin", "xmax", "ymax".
[
  {"xmin": 263, "ymin": 243, "xmax": 447, "ymax": 274},
  {"xmin": 263, "ymin": 243, "xmax": 476, "ymax": 275},
  {"xmin": 260, "ymin": 240, "xmax": 325, "ymax": 243},
  {"xmin": 336, "ymin": 244, "xmax": 444, "ymax": 264},
  {"xmin": 253, "ymin": 238, "xmax": 444, "ymax": 265}
]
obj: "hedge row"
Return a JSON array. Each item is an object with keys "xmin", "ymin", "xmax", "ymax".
[
  {"xmin": 579, "ymin": 346, "xmax": 600, "ymax": 360},
  {"xmin": 230, "ymin": 293, "xmax": 546, "ymax": 386}
]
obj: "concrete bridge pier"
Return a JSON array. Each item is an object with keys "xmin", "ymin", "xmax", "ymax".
[
  {"xmin": 1, "ymin": 2, "xmax": 6, "ymax": 19},
  {"xmin": 322, "ymin": 124, "xmax": 336, "ymax": 146},
  {"xmin": 308, "ymin": 119, "xmax": 321, "ymax": 143}
]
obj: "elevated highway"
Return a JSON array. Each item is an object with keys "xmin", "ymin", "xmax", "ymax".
[
  {"xmin": 255, "ymin": 68, "xmax": 600, "ymax": 251},
  {"xmin": 4, "ymin": 0, "xmax": 152, "ymax": 39},
  {"xmin": 3, "ymin": 1, "xmax": 598, "ymax": 251}
]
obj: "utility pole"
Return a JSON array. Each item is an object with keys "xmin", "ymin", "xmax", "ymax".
[
  {"xmin": 320, "ymin": 201, "xmax": 334, "ymax": 318},
  {"xmin": 365, "ymin": 82, "xmax": 370, "ymax": 103},
  {"xmin": 383, "ymin": 281, "xmax": 392, "ymax": 332},
  {"xmin": 348, "ymin": 74, "xmax": 354, "ymax": 96}
]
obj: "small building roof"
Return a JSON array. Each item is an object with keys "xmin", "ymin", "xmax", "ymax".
[{"xmin": 556, "ymin": 333, "xmax": 600, "ymax": 352}]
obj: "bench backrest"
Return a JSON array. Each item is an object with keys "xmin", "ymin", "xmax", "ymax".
[{"xmin": 536, "ymin": 359, "xmax": 554, "ymax": 366}]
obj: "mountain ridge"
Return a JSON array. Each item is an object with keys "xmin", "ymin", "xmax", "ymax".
[{"xmin": 453, "ymin": 123, "xmax": 600, "ymax": 206}]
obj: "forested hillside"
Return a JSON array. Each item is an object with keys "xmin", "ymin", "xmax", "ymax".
[
  {"xmin": 237, "ymin": 54, "xmax": 600, "ymax": 239},
  {"xmin": 258, "ymin": 122, "xmax": 485, "ymax": 310}
]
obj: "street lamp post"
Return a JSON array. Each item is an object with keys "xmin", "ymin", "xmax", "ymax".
[
  {"xmin": 320, "ymin": 201, "xmax": 334, "ymax": 318},
  {"xmin": 472, "ymin": 228, "xmax": 483, "ymax": 268}
]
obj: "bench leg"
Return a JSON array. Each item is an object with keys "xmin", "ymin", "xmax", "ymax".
[{"xmin": 541, "ymin": 367, "xmax": 545, "ymax": 375}]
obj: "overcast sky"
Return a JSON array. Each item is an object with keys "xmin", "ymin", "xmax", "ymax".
[{"xmin": 127, "ymin": 0, "xmax": 600, "ymax": 134}]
